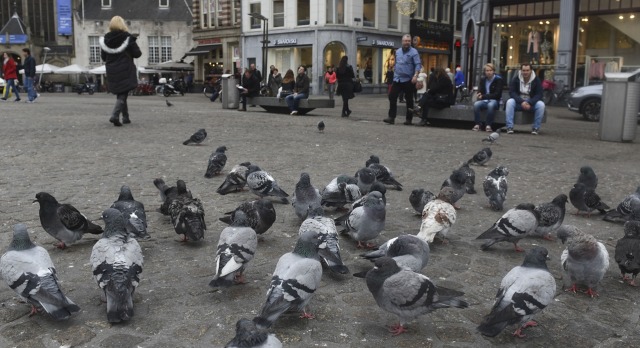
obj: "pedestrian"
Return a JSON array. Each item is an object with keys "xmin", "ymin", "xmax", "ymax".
[
  {"xmin": 383, "ymin": 34, "xmax": 422, "ymax": 125},
  {"xmin": 412, "ymin": 67, "xmax": 453, "ymax": 126},
  {"xmin": 453, "ymin": 66, "xmax": 465, "ymax": 102},
  {"xmin": 416, "ymin": 67, "xmax": 428, "ymax": 101},
  {"xmin": 268, "ymin": 66, "xmax": 282, "ymax": 97},
  {"xmin": 335, "ymin": 56, "xmax": 355, "ymax": 117},
  {"xmin": 505, "ymin": 63, "xmax": 545, "ymax": 135},
  {"xmin": 99, "ymin": 16, "xmax": 141, "ymax": 126},
  {"xmin": 1, "ymin": 52, "xmax": 20, "ymax": 102},
  {"xmin": 250, "ymin": 63, "xmax": 262, "ymax": 84},
  {"xmin": 238, "ymin": 67, "xmax": 260, "ymax": 111},
  {"xmin": 385, "ymin": 65, "xmax": 394, "ymax": 95},
  {"xmin": 278, "ymin": 69, "xmax": 295, "ymax": 99},
  {"xmin": 19, "ymin": 48, "xmax": 37, "ymax": 103},
  {"xmin": 473, "ymin": 63, "xmax": 504, "ymax": 132},
  {"xmin": 285, "ymin": 65, "xmax": 310, "ymax": 115},
  {"xmin": 324, "ymin": 66, "xmax": 337, "ymax": 100},
  {"xmin": 446, "ymin": 67, "xmax": 454, "ymax": 84},
  {"xmin": 185, "ymin": 72, "xmax": 193, "ymax": 93}
]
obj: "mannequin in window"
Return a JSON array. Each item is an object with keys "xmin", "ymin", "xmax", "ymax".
[
  {"xmin": 540, "ymin": 25, "xmax": 552, "ymax": 64},
  {"xmin": 364, "ymin": 57, "xmax": 373, "ymax": 83},
  {"xmin": 527, "ymin": 27, "xmax": 540, "ymax": 65}
]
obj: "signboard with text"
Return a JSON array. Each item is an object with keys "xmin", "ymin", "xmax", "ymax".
[
  {"xmin": 0, "ymin": 34, "xmax": 28, "ymax": 44},
  {"xmin": 410, "ymin": 19, "xmax": 453, "ymax": 51},
  {"xmin": 57, "ymin": 0, "xmax": 73, "ymax": 36}
]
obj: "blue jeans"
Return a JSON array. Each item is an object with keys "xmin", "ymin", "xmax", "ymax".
[
  {"xmin": 285, "ymin": 93, "xmax": 307, "ymax": 112},
  {"xmin": 505, "ymin": 98, "xmax": 545, "ymax": 129},
  {"xmin": 473, "ymin": 99, "xmax": 500, "ymax": 127},
  {"xmin": 25, "ymin": 77, "xmax": 37, "ymax": 101},
  {"xmin": 3, "ymin": 78, "xmax": 20, "ymax": 100}
]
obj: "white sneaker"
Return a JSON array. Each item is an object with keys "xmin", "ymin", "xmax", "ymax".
[{"xmin": 290, "ymin": 110, "xmax": 298, "ymax": 115}]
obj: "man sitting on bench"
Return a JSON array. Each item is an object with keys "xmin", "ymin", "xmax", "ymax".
[
  {"xmin": 505, "ymin": 63, "xmax": 545, "ymax": 135},
  {"xmin": 285, "ymin": 65, "xmax": 310, "ymax": 115}
]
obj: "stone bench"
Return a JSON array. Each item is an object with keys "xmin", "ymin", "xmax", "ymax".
[
  {"xmin": 247, "ymin": 97, "xmax": 335, "ymax": 115},
  {"xmin": 397, "ymin": 104, "xmax": 546, "ymax": 127}
]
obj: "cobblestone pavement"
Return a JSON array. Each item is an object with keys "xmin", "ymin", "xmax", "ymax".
[{"xmin": 0, "ymin": 92, "xmax": 638, "ymax": 348}]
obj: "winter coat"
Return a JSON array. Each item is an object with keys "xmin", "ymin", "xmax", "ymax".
[
  {"xmin": 22, "ymin": 55, "xmax": 36, "ymax": 78},
  {"xmin": 2, "ymin": 58, "xmax": 18, "ymax": 80},
  {"xmin": 99, "ymin": 30, "xmax": 142, "ymax": 94},
  {"xmin": 477, "ymin": 75, "xmax": 504, "ymax": 101},
  {"xmin": 241, "ymin": 71, "xmax": 260, "ymax": 97},
  {"xmin": 508, "ymin": 70, "xmax": 543, "ymax": 105},
  {"xmin": 336, "ymin": 65, "xmax": 355, "ymax": 99},
  {"xmin": 424, "ymin": 73, "xmax": 454, "ymax": 109},
  {"xmin": 294, "ymin": 73, "xmax": 310, "ymax": 96}
]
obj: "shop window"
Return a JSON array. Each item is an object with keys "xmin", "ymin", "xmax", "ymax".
[
  {"xmin": 250, "ymin": 3, "xmax": 261, "ymax": 29},
  {"xmin": 427, "ymin": 0, "xmax": 437, "ymax": 21},
  {"xmin": 493, "ymin": 1, "xmax": 560, "ymax": 20},
  {"xmin": 389, "ymin": 1, "xmax": 399, "ymax": 29},
  {"xmin": 363, "ymin": 0, "xmax": 376, "ymax": 27},
  {"xmin": 441, "ymin": 0, "xmax": 450, "ymax": 23},
  {"xmin": 274, "ymin": 0, "xmax": 284, "ymax": 27},
  {"xmin": 298, "ymin": 0, "xmax": 310, "ymax": 25},
  {"xmin": 356, "ymin": 47, "xmax": 374, "ymax": 83},
  {"xmin": 326, "ymin": 0, "xmax": 345, "ymax": 24}
]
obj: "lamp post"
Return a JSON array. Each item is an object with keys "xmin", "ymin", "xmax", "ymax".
[
  {"xmin": 249, "ymin": 12, "xmax": 269, "ymax": 85},
  {"xmin": 39, "ymin": 47, "xmax": 51, "ymax": 90}
]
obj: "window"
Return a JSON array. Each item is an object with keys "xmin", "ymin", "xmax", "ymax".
[
  {"xmin": 89, "ymin": 36, "xmax": 101, "ymax": 64},
  {"xmin": 101, "ymin": 0, "xmax": 111, "ymax": 8},
  {"xmin": 427, "ymin": 0, "xmax": 437, "ymax": 21},
  {"xmin": 149, "ymin": 36, "xmax": 172, "ymax": 64},
  {"xmin": 440, "ymin": 0, "xmax": 450, "ymax": 23},
  {"xmin": 274, "ymin": 0, "xmax": 284, "ymax": 27},
  {"xmin": 363, "ymin": 0, "xmax": 376, "ymax": 27},
  {"xmin": 161, "ymin": 36, "xmax": 172, "ymax": 62},
  {"xmin": 388, "ymin": 1, "xmax": 399, "ymax": 29},
  {"xmin": 415, "ymin": 0, "xmax": 425, "ymax": 19},
  {"xmin": 297, "ymin": 0, "xmax": 310, "ymax": 25},
  {"xmin": 159, "ymin": 0, "xmax": 169, "ymax": 8},
  {"xmin": 326, "ymin": 0, "xmax": 345, "ymax": 24},
  {"xmin": 249, "ymin": 3, "xmax": 261, "ymax": 29},
  {"xmin": 201, "ymin": 0, "xmax": 211, "ymax": 28},
  {"xmin": 232, "ymin": 0, "xmax": 241, "ymax": 24}
]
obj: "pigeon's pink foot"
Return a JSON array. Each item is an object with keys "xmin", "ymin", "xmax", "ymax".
[
  {"xmin": 234, "ymin": 273, "xmax": 247, "ymax": 284},
  {"xmin": 513, "ymin": 244, "xmax": 524, "ymax": 252},
  {"xmin": 28, "ymin": 305, "xmax": 40, "ymax": 317},
  {"xmin": 512, "ymin": 328, "xmax": 527, "ymax": 338},
  {"xmin": 522, "ymin": 320, "xmax": 538, "ymax": 329},
  {"xmin": 299, "ymin": 310, "xmax": 315, "ymax": 320},
  {"xmin": 542, "ymin": 234, "xmax": 554, "ymax": 241},
  {"xmin": 357, "ymin": 241, "xmax": 377, "ymax": 249},
  {"xmin": 388, "ymin": 323, "xmax": 408, "ymax": 336},
  {"xmin": 565, "ymin": 284, "xmax": 579, "ymax": 294},
  {"xmin": 584, "ymin": 288, "xmax": 599, "ymax": 298},
  {"xmin": 54, "ymin": 241, "xmax": 66, "ymax": 249}
]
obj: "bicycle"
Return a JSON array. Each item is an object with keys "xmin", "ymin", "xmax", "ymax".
[
  {"xmin": 542, "ymin": 79, "xmax": 571, "ymax": 106},
  {"xmin": 203, "ymin": 78, "xmax": 222, "ymax": 102}
]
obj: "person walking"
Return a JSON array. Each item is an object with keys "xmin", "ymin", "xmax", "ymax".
[
  {"xmin": 324, "ymin": 66, "xmax": 337, "ymax": 100},
  {"xmin": 472, "ymin": 63, "xmax": 504, "ymax": 132},
  {"xmin": 383, "ymin": 34, "xmax": 421, "ymax": 125},
  {"xmin": 335, "ymin": 56, "xmax": 355, "ymax": 117},
  {"xmin": 453, "ymin": 66, "xmax": 465, "ymax": 102},
  {"xmin": 285, "ymin": 65, "xmax": 310, "ymax": 115},
  {"xmin": 505, "ymin": 63, "xmax": 545, "ymax": 134},
  {"xmin": 412, "ymin": 67, "xmax": 453, "ymax": 126},
  {"xmin": 99, "ymin": 16, "xmax": 142, "ymax": 126},
  {"xmin": 20, "ymin": 48, "xmax": 37, "ymax": 103},
  {"xmin": 1, "ymin": 52, "xmax": 20, "ymax": 102}
]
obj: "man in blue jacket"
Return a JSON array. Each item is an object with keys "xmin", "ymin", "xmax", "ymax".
[
  {"xmin": 505, "ymin": 63, "xmax": 545, "ymax": 135},
  {"xmin": 384, "ymin": 34, "xmax": 421, "ymax": 125},
  {"xmin": 21, "ymin": 48, "xmax": 37, "ymax": 103},
  {"xmin": 473, "ymin": 63, "xmax": 504, "ymax": 132}
]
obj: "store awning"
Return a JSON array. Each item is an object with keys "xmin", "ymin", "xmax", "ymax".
[{"xmin": 184, "ymin": 44, "xmax": 220, "ymax": 56}]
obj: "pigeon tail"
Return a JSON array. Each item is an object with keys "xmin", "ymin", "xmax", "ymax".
[
  {"xmin": 603, "ymin": 209, "xmax": 623, "ymax": 222},
  {"xmin": 479, "ymin": 238, "xmax": 501, "ymax": 251},
  {"xmin": 153, "ymin": 178, "xmax": 169, "ymax": 197},
  {"xmin": 430, "ymin": 297, "xmax": 470, "ymax": 310},
  {"xmin": 182, "ymin": 139, "xmax": 192, "ymax": 145},
  {"xmin": 209, "ymin": 275, "xmax": 235, "ymax": 288},
  {"xmin": 34, "ymin": 274, "xmax": 81, "ymax": 320},
  {"xmin": 105, "ymin": 269, "xmax": 135, "ymax": 323},
  {"xmin": 328, "ymin": 264, "xmax": 350, "ymax": 274},
  {"xmin": 86, "ymin": 220, "xmax": 104, "ymax": 235},
  {"xmin": 252, "ymin": 316, "xmax": 273, "ymax": 329},
  {"xmin": 219, "ymin": 215, "xmax": 233, "ymax": 225},
  {"xmin": 477, "ymin": 304, "xmax": 521, "ymax": 337}
]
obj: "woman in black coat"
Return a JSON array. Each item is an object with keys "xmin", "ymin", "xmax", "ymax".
[
  {"xmin": 414, "ymin": 67, "xmax": 453, "ymax": 126},
  {"xmin": 335, "ymin": 56, "xmax": 355, "ymax": 117},
  {"xmin": 100, "ymin": 16, "xmax": 142, "ymax": 126}
]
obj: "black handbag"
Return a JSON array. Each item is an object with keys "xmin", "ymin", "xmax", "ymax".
[
  {"xmin": 352, "ymin": 79, "xmax": 363, "ymax": 93},
  {"xmin": 435, "ymin": 93, "xmax": 452, "ymax": 105}
]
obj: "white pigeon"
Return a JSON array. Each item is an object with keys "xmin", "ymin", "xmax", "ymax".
[
  {"xmin": 417, "ymin": 187, "xmax": 457, "ymax": 244},
  {"xmin": 209, "ymin": 211, "xmax": 258, "ymax": 287}
]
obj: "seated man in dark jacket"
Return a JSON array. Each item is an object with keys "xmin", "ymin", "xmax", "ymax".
[
  {"xmin": 285, "ymin": 65, "xmax": 310, "ymax": 115},
  {"xmin": 238, "ymin": 67, "xmax": 260, "ymax": 111},
  {"xmin": 473, "ymin": 63, "xmax": 504, "ymax": 132},
  {"xmin": 505, "ymin": 63, "xmax": 545, "ymax": 135}
]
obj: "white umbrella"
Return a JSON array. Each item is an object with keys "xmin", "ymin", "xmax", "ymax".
[
  {"xmin": 19, "ymin": 63, "xmax": 61, "ymax": 74},
  {"xmin": 145, "ymin": 60, "xmax": 193, "ymax": 71},
  {"xmin": 55, "ymin": 64, "xmax": 90, "ymax": 74},
  {"xmin": 89, "ymin": 65, "xmax": 106, "ymax": 74}
]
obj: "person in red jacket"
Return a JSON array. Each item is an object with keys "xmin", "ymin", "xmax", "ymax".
[{"xmin": 1, "ymin": 52, "xmax": 21, "ymax": 101}]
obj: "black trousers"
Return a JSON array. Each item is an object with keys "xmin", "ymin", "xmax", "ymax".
[
  {"xmin": 111, "ymin": 92, "xmax": 129, "ymax": 121},
  {"xmin": 388, "ymin": 81, "xmax": 415, "ymax": 121}
]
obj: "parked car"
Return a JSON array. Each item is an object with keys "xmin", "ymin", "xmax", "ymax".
[{"xmin": 567, "ymin": 84, "xmax": 602, "ymax": 122}]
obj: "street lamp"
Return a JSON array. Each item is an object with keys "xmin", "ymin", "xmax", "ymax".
[
  {"xmin": 39, "ymin": 47, "xmax": 51, "ymax": 89},
  {"xmin": 249, "ymin": 12, "xmax": 269, "ymax": 85}
]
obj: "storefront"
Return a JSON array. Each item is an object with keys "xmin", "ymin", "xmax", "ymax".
[
  {"xmin": 186, "ymin": 37, "xmax": 239, "ymax": 87},
  {"xmin": 410, "ymin": 19, "xmax": 454, "ymax": 72},
  {"xmin": 354, "ymin": 35, "xmax": 401, "ymax": 93}
]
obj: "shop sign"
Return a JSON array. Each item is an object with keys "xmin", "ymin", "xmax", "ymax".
[
  {"xmin": 198, "ymin": 38, "xmax": 222, "ymax": 45},
  {"xmin": 372, "ymin": 40, "xmax": 395, "ymax": 47},
  {"xmin": 410, "ymin": 19, "xmax": 453, "ymax": 43},
  {"xmin": 357, "ymin": 36, "xmax": 368, "ymax": 42},
  {"xmin": 274, "ymin": 38, "xmax": 297, "ymax": 45}
]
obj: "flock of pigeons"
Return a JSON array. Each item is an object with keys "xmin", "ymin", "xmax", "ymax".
[{"xmin": 1, "ymin": 126, "xmax": 640, "ymax": 347}]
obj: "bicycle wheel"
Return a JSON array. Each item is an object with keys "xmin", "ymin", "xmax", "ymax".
[
  {"xmin": 542, "ymin": 90, "xmax": 553, "ymax": 105},
  {"xmin": 203, "ymin": 86, "xmax": 213, "ymax": 98}
]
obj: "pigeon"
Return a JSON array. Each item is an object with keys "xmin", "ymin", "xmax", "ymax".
[
  {"xmin": 532, "ymin": 194, "xmax": 568, "ymax": 240},
  {"xmin": 482, "ymin": 131, "xmax": 500, "ymax": 144},
  {"xmin": 90, "ymin": 208, "xmax": 143, "ymax": 323},
  {"xmin": 168, "ymin": 194, "xmax": 206, "ymax": 242},
  {"xmin": 476, "ymin": 203, "xmax": 540, "ymax": 252},
  {"xmin": 217, "ymin": 162, "xmax": 252, "ymax": 195},
  {"xmin": 483, "ymin": 166, "xmax": 509, "ymax": 211},
  {"xmin": 246, "ymin": 165, "xmax": 290, "ymax": 204},
  {"xmin": 365, "ymin": 155, "xmax": 403, "ymax": 191},
  {"xmin": 320, "ymin": 175, "xmax": 361, "ymax": 209},
  {"xmin": 253, "ymin": 228, "xmax": 329, "ymax": 329},
  {"xmin": 365, "ymin": 257, "xmax": 469, "ymax": 335},
  {"xmin": 458, "ymin": 162, "xmax": 476, "ymax": 194},
  {"xmin": 317, "ymin": 121, "xmax": 325, "ymax": 133},
  {"xmin": 291, "ymin": 172, "xmax": 322, "ymax": 220},
  {"xmin": 409, "ymin": 188, "xmax": 436, "ymax": 214},
  {"xmin": 557, "ymin": 225, "xmax": 609, "ymax": 297},
  {"xmin": 467, "ymin": 147, "xmax": 493, "ymax": 166},
  {"xmin": 336, "ymin": 191, "xmax": 386, "ymax": 249},
  {"xmin": 360, "ymin": 235, "xmax": 430, "ymax": 272},
  {"xmin": 615, "ymin": 221, "xmax": 640, "ymax": 286},
  {"xmin": 225, "ymin": 318, "xmax": 283, "ymax": 348},
  {"xmin": 440, "ymin": 168, "xmax": 467, "ymax": 209},
  {"xmin": 110, "ymin": 185, "xmax": 150, "ymax": 240},
  {"xmin": 299, "ymin": 206, "xmax": 349, "ymax": 274},
  {"xmin": 204, "ymin": 146, "xmax": 228, "ymax": 178},
  {"xmin": 0, "ymin": 224, "xmax": 80, "ymax": 320},
  {"xmin": 603, "ymin": 186, "xmax": 640, "ymax": 223},
  {"xmin": 569, "ymin": 182, "xmax": 610, "ymax": 217},
  {"xmin": 577, "ymin": 165, "xmax": 598, "ymax": 190},
  {"xmin": 417, "ymin": 187, "xmax": 457, "ymax": 244},
  {"xmin": 354, "ymin": 167, "xmax": 377, "ymax": 195},
  {"xmin": 33, "ymin": 192, "xmax": 104, "ymax": 249},
  {"xmin": 210, "ymin": 211, "xmax": 258, "ymax": 287},
  {"xmin": 154, "ymin": 178, "xmax": 192, "ymax": 216},
  {"xmin": 165, "ymin": 99, "xmax": 173, "ymax": 107},
  {"xmin": 219, "ymin": 199, "xmax": 276, "ymax": 235},
  {"xmin": 183, "ymin": 128, "xmax": 207, "ymax": 145},
  {"xmin": 477, "ymin": 247, "xmax": 556, "ymax": 338}
]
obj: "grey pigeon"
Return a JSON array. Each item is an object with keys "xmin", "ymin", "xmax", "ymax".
[
  {"xmin": 532, "ymin": 194, "xmax": 568, "ymax": 240},
  {"xmin": 577, "ymin": 165, "xmax": 598, "ymax": 190},
  {"xmin": 204, "ymin": 146, "xmax": 228, "ymax": 178},
  {"xmin": 354, "ymin": 167, "xmax": 377, "ymax": 195},
  {"xmin": 360, "ymin": 235, "xmax": 430, "ymax": 272},
  {"xmin": 557, "ymin": 225, "xmax": 609, "ymax": 297},
  {"xmin": 110, "ymin": 185, "xmax": 149, "ymax": 240},
  {"xmin": 483, "ymin": 166, "xmax": 509, "ymax": 211},
  {"xmin": 482, "ymin": 132, "xmax": 500, "ymax": 144},
  {"xmin": 219, "ymin": 199, "xmax": 276, "ymax": 235},
  {"xmin": 291, "ymin": 172, "xmax": 322, "ymax": 220},
  {"xmin": 458, "ymin": 162, "xmax": 476, "ymax": 194},
  {"xmin": 165, "ymin": 99, "xmax": 173, "ymax": 107},
  {"xmin": 476, "ymin": 203, "xmax": 540, "ymax": 252},
  {"xmin": 153, "ymin": 178, "xmax": 192, "ymax": 215},
  {"xmin": 0, "ymin": 224, "xmax": 80, "ymax": 320},
  {"xmin": 34, "ymin": 192, "xmax": 104, "ymax": 249},
  {"xmin": 467, "ymin": 147, "xmax": 492, "ymax": 166},
  {"xmin": 409, "ymin": 188, "xmax": 436, "ymax": 214},
  {"xmin": 603, "ymin": 186, "xmax": 640, "ymax": 223},
  {"xmin": 247, "ymin": 165, "xmax": 290, "ymax": 204},
  {"xmin": 253, "ymin": 228, "xmax": 329, "ymax": 329},
  {"xmin": 225, "ymin": 318, "xmax": 282, "ymax": 348},
  {"xmin": 183, "ymin": 128, "xmax": 207, "ymax": 145},
  {"xmin": 317, "ymin": 121, "xmax": 325, "ymax": 133},
  {"xmin": 210, "ymin": 211, "xmax": 258, "ymax": 287},
  {"xmin": 344, "ymin": 182, "xmax": 387, "ymax": 214},
  {"xmin": 615, "ymin": 221, "xmax": 640, "ymax": 286},
  {"xmin": 168, "ymin": 194, "xmax": 206, "ymax": 242},
  {"xmin": 336, "ymin": 191, "xmax": 386, "ymax": 249},
  {"xmin": 417, "ymin": 187, "xmax": 457, "ymax": 244},
  {"xmin": 365, "ymin": 155, "xmax": 403, "ymax": 191},
  {"xmin": 90, "ymin": 208, "xmax": 143, "ymax": 323},
  {"xmin": 477, "ymin": 247, "xmax": 556, "ymax": 338},
  {"xmin": 440, "ymin": 168, "xmax": 467, "ymax": 209},
  {"xmin": 217, "ymin": 162, "xmax": 252, "ymax": 195},
  {"xmin": 569, "ymin": 182, "xmax": 610, "ymax": 217},
  {"xmin": 299, "ymin": 206, "xmax": 349, "ymax": 274},
  {"xmin": 365, "ymin": 257, "xmax": 469, "ymax": 335},
  {"xmin": 320, "ymin": 175, "xmax": 361, "ymax": 209}
]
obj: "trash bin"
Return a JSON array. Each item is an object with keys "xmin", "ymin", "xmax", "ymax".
[
  {"xmin": 599, "ymin": 69, "xmax": 640, "ymax": 142},
  {"xmin": 221, "ymin": 74, "xmax": 239, "ymax": 109}
]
